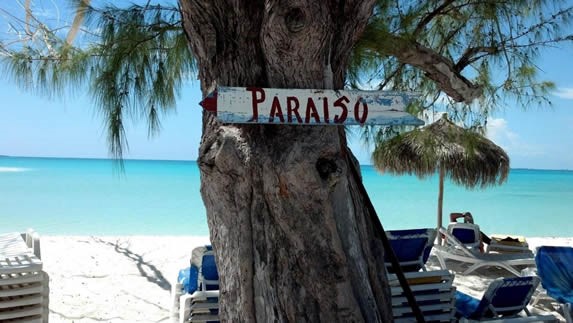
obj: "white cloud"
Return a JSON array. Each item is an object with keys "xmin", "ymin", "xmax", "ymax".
[
  {"xmin": 486, "ymin": 118, "xmax": 513, "ymax": 143},
  {"xmin": 553, "ymin": 87, "xmax": 573, "ymax": 99},
  {"xmin": 486, "ymin": 118, "xmax": 544, "ymax": 158}
]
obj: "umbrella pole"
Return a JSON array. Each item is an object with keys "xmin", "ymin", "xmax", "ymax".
[{"xmin": 437, "ymin": 165, "xmax": 445, "ymax": 244}]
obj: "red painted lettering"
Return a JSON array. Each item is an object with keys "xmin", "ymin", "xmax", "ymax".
[
  {"xmin": 305, "ymin": 98, "xmax": 320, "ymax": 124},
  {"xmin": 246, "ymin": 87, "xmax": 265, "ymax": 122},
  {"xmin": 354, "ymin": 98, "xmax": 368, "ymax": 124},
  {"xmin": 269, "ymin": 96, "xmax": 285, "ymax": 123},
  {"xmin": 287, "ymin": 96, "xmax": 302, "ymax": 123},
  {"xmin": 333, "ymin": 96, "xmax": 349, "ymax": 124}
]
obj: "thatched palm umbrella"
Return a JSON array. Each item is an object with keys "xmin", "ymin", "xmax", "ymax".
[{"xmin": 372, "ymin": 114, "xmax": 510, "ymax": 234}]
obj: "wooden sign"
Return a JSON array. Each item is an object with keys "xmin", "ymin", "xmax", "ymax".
[{"xmin": 200, "ymin": 87, "xmax": 424, "ymax": 126}]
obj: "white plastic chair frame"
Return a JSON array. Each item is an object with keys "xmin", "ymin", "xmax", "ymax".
[{"xmin": 435, "ymin": 227, "xmax": 535, "ymax": 276}]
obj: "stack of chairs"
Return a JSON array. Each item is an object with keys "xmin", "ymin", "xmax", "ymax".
[
  {"xmin": 388, "ymin": 269, "xmax": 456, "ymax": 322},
  {"xmin": 171, "ymin": 245, "xmax": 219, "ymax": 323},
  {"xmin": 385, "ymin": 228, "xmax": 456, "ymax": 322},
  {"xmin": 0, "ymin": 230, "xmax": 49, "ymax": 322}
]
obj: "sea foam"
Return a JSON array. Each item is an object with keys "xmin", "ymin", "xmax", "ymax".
[{"xmin": 0, "ymin": 167, "xmax": 30, "ymax": 172}]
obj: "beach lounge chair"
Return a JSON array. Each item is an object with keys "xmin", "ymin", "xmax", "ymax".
[
  {"xmin": 0, "ymin": 230, "xmax": 49, "ymax": 323},
  {"xmin": 455, "ymin": 276, "xmax": 557, "ymax": 322},
  {"xmin": 388, "ymin": 269, "xmax": 456, "ymax": 322},
  {"xmin": 385, "ymin": 228, "xmax": 437, "ymax": 273},
  {"xmin": 434, "ymin": 227, "xmax": 534, "ymax": 276},
  {"xmin": 447, "ymin": 223, "xmax": 532, "ymax": 255},
  {"xmin": 534, "ymin": 246, "xmax": 573, "ymax": 323},
  {"xmin": 171, "ymin": 245, "xmax": 220, "ymax": 323},
  {"xmin": 487, "ymin": 235, "xmax": 530, "ymax": 254}
]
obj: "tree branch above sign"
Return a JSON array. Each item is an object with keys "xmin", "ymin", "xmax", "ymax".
[{"xmin": 200, "ymin": 87, "xmax": 424, "ymax": 126}]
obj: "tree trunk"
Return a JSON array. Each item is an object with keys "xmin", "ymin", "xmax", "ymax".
[{"xmin": 179, "ymin": 1, "xmax": 392, "ymax": 321}]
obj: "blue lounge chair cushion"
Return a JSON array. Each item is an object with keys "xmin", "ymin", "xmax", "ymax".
[
  {"xmin": 385, "ymin": 228, "xmax": 436, "ymax": 273},
  {"xmin": 455, "ymin": 290, "xmax": 481, "ymax": 318},
  {"xmin": 535, "ymin": 246, "xmax": 573, "ymax": 304},
  {"xmin": 189, "ymin": 245, "xmax": 220, "ymax": 290},
  {"xmin": 202, "ymin": 254, "xmax": 219, "ymax": 281},
  {"xmin": 178, "ymin": 266, "xmax": 199, "ymax": 294},
  {"xmin": 202, "ymin": 254, "xmax": 219, "ymax": 290},
  {"xmin": 451, "ymin": 227, "xmax": 478, "ymax": 245}
]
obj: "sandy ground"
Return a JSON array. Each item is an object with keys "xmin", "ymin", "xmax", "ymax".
[
  {"xmin": 39, "ymin": 236, "xmax": 573, "ymax": 322},
  {"xmin": 42, "ymin": 236, "xmax": 211, "ymax": 323}
]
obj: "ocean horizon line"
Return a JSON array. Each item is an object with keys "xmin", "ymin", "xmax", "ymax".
[
  {"xmin": 2, "ymin": 155, "xmax": 572, "ymax": 237},
  {"xmin": 2, "ymin": 154, "xmax": 572, "ymax": 172}
]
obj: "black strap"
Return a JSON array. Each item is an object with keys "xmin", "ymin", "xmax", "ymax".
[{"xmin": 346, "ymin": 154, "xmax": 426, "ymax": 322}]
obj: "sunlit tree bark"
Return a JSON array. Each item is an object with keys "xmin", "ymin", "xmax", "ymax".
[{"xmin": 179, "ymin": 1, "xmax": 393, "ymax": 321}]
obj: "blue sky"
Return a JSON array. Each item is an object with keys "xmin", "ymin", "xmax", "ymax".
[
  {"xmin": 0, "ymin": 77, "xmax": 204, "ymax": 161},
  {"xmin": 0, "ymin": 4, "xmax": 572, "ymax": 170}
]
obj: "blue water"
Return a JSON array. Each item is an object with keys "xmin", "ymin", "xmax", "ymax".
[{"xmin": 1, "ymin": 157, "xmax": 572, "ymax": 237}]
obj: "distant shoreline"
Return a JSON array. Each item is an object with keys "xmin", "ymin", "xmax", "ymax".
[
  {"xmin": 1, "ymin": 154, "xmax": 193, "ymax": 163},
  {"xmin": 2, "ymin": 155, "xmax": 572, "ymax": 172}
]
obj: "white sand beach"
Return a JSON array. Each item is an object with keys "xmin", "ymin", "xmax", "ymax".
[
  {"xmin": 40, "ymin": 236, "xmax": 573, "ymax": 322},
  {"xmin": 42, "ymin": 236, "xmax": 211, "ymax": 323}
]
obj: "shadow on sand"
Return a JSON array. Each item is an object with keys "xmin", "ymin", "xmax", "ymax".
[{"xmin": 93, "ymin": 237, "xmax": 171, "ymax": 291}]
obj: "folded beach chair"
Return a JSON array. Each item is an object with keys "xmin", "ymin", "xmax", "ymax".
[
  {"xmin": 388, "ymin": 269, "xmax": 456, "ymax": 322},
  {"xmin": 385, "ymin": 228, "xmax": 437, "ymax": 273},
  {"xmin": 534, "ymin": 246, "xmax": 573, "ymax": 323},
  {"xmin": 0, "ymin": 230, "xmax": 49, "ymax": 323},
  {"xmin": 487, "ymin": 235, "xmax": 531, "ymax": 254},
  {"xmin": 455, "ymin": 276, "xmax": 557, "ymax": 322},
  {"xmin": 434, "ymin": 227, "xmax": 534, "ymax": 276},
  {"xmin": 171, "ymin": 245, "xmax": 220, "ymax": 323}
]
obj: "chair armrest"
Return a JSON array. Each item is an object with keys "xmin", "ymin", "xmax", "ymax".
[{"xmin": 24, "ymin": 230, "xmax": 41, "ymax": 259}]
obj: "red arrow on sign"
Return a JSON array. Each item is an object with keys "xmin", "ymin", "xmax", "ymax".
[{"xmin": 199, "ymin": 90, "xmax": 217, "ymax": 114}]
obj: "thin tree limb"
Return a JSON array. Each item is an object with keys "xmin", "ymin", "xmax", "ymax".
[
  {"xmin": 387, "ymin": 35, "xmax": 482, "ymax": 103},
  {"xmin": 66, "ymin": 0, "xmax": 91, "ymax": 45}
]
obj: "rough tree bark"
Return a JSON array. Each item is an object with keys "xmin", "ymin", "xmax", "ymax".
[{"xmin": 179, "ymin": 0, "xmax": 391, "ymax": 321}]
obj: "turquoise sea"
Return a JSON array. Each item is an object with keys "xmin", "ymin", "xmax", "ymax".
[{"xmin": 1, "ymin": 156, "xmax": 572, "ymax": 237}]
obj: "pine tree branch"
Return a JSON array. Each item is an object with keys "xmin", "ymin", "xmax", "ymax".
[
  {"xmin": 455, "ymin": 46, "xmax": 499, "ymax": 71},
  {"xmin": 413, "ymin": 0, "xmax": 456, "ymax": 35},
  {"xmin": 388, "ymin": 35, "xmax": 481, "ymax": 103}
]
